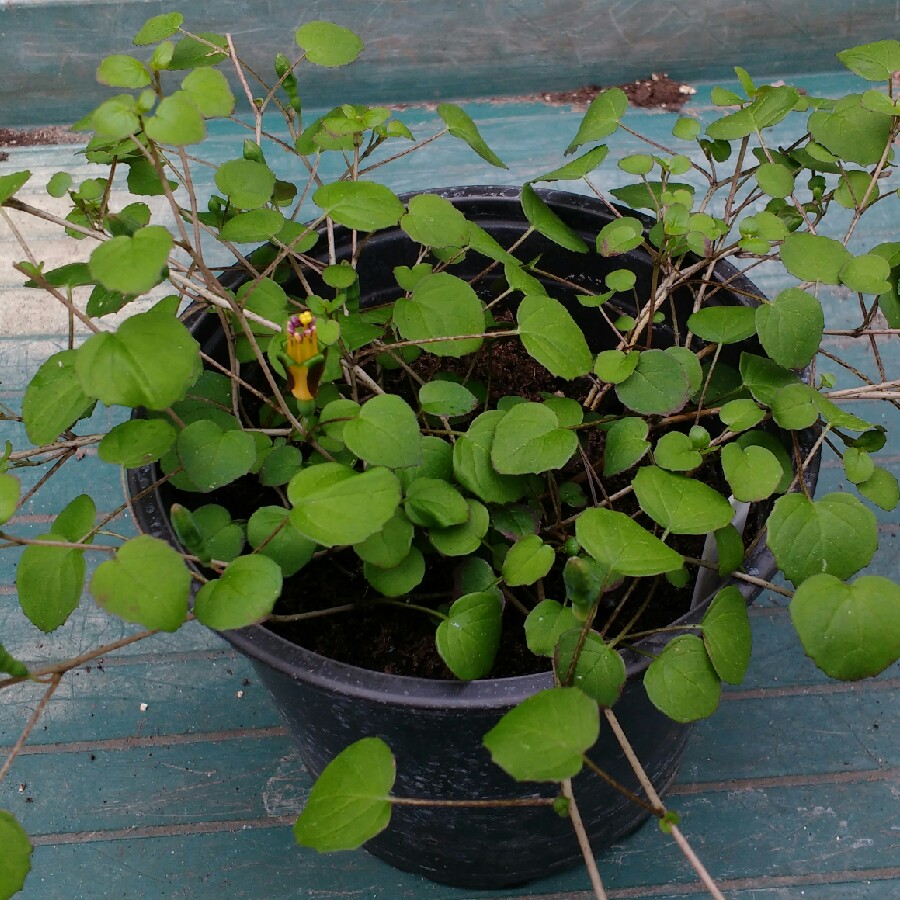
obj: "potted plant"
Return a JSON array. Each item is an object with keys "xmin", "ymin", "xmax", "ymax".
[{"xmin": 1, "ymin": 14, "xmax": 898, "ymax": 897}]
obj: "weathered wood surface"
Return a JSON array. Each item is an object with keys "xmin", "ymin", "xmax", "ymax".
[
  {"xmin": 1, "ymin": 0, "xmax": 897, "ymax": 127},
  {"xmin": 1, "ymin": 73, "xmax": 898, "ymax": 897}
]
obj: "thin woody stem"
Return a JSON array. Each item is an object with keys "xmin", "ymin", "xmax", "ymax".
[
  {"xmin": 603, "ymin": 709, "xmax": 726, "ymax": 900},
  {"xmin": 562, "ymin": 778, "xmax": 608, "ymax": 900}
]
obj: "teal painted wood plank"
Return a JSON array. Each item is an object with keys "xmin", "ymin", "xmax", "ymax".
[
  {"xmin": 0, "ymin": 657, "xmax": 278, "ymax": 749},
  {"xmin": 2, "ymin": 1, "xmax": 895, "ymax": 128},
  {"xmin": 0, "ymin": 600, "xmax": 229, "ymax": 662},
  {"xmin": 4, "ymin": 735, "xmax": 301, "ymax": 836},
  {"xmin": 9, "ymin": 778, "xmax": 900, "ymax": 898}
]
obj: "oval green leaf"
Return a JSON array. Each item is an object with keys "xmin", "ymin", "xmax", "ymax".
[
  {"xmin": 484, "ymin": 687, "xmax": 599, "ymax": 781},
  {"xmin": 91, "ymin": 535, "xmax": 190, "ymax": 631},
  {"xmin": 644, "ymin": 634, "xmax": 722, "ymax": 722},
  {"xmin": 294, "ymin": 737, "xmax": 395, "ymax": 852}
]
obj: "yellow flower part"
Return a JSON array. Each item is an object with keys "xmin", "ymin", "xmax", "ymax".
[{"xmin": 285, "ymin": 312, "xmax": 320, "ymax": 401}]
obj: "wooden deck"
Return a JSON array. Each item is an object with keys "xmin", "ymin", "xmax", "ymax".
[{"xmin": 1, "ymin": 72, "xmax": 898, "ymax": 898}]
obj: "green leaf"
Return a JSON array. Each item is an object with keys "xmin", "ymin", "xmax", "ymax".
[
  {"xmin": 705, "ymin": 86, "xmax": 799, "ymax": 140},
  {"xmin": 839, "ymin": 252, "xmax": 892, "ymax": 295},
  {"xmin": 342, "ymin": 394, "xmax": 422, "ymax": 469},
  {"xmin": 404, "ymin": 478, "xmax": 468, "ymax": 528},
  {"xmin": 91, "ymin": 535, "xmax": 189, "ymax": 631},
  {"xmin": 644, "ymin": 634, "xmax": 722, "ymax": 722},
  {"xmin": 429, "ymin": 498, "xmax": 489, "ymax": 556},
  {"xmin": 176, "ymin": 421, "xmax": 257, "ymax": 491},
  {"xmin": 616, "ymin": 349, "xmax": 691, "ymax": 415},
  {"xmin": 654, "ymin": 432, "xmax": 702, "ymax": 472},
  {"xmin": 594, "ymin": 349, "xmax": 639, "ymax": 384},
  {"xmin": 0, "ymin": 170, "xmax": 31, "ymax": 204},
  {"xmin": 755, "ymin": 162, "xmax": 795, "ymax": 198},
  {"xmin": 702, "ymin": 586, "xmax": 751, "ymax": 684},
  {"xmin": 791, "ymin": 574, "xmax": 900, "ymax": 680},
  {"xmin": 576, "ymin": 508, "xmax": 683, "ymax": 576},
  {"xmin": 437, "ymin": 103, "xmax": 507, "ymax": 168},
  {"xmin": 98, "ymin": 418, "xmax": 176, "ymax": 467},
  {"xmin": 0, "ymin": 474, "xmax": 19, "ymax": 526},
  {"xmin": 502, "ymin": 534, "xmax": 555, "ymax": 586},
  {"xmin": 0, "ymin": 810, "xmax": 32, "ymax": 898},
  {"xmin": 134, "ymin": 12, "xmax": 184, "ymax": 45},
  {"xmin": 857, "ymin": 466, "xmax": 899, "ymax": 511},
  {"xmin": 288, "ymin": 463, "xmax": 400, "ymax": 547},
  {"xmin": 808, "ymin": 95, "xmax": 894, "ymax": 166},
  {"xmin": 96, "ymin": 54, "xmax": 151, "ymax": 88},
  {"xmin": 22, "ymin": 350, "xmax": 94, "ymax": 445},
  {"xmin": 453, "ymin": 412, "xmax": 525, "ymax": 504},
  {"xmin": 295, "ymin": 21, "xmax": 364, "ymax": 67},
  {"xmin": 520, "ymin": 184, "xmax": 587, "ymax": 253},
  {"xmin": 400, "ymin": 193, "xmax": 470, "ymax": 249},
  {"xmin": 687, "ymin": 306, "xmax": 758, "ymax": 344},
  {"xmin": 418, "ymin": 381, "xmax": 478, "ymax": 417},
  {"xmin": 84, "ymin": 95, "xmax": 141, "ymax": 140},
  {"xmin": 718, "ymin": 399, "xmax": 765, "ymax": 433},
  {"xmin": 484, "ymin": 687, "xmax": 599, "ymax": 780},
  {"xmin": 739, "ymin": 352, "xmax": 801, "ymax": 406},
  {"xmin": 767, "ymin": 492, "xmax": 878, "ymax": 586},
  {"xmin": 53, "ymin": 494, "xmax": 96, "ymax": 543},
  {"xmin": 843, "ymin": 448, "xmax": 875, "ymax": 485},
  {"xmin": 837, "ymin": 40, "xmax": 900, "ymax": 80},
  {"xmin": 633, "ymin": 466, "xmax": 735, "ymax": 534},
  {"xmin": 294, "ymin": 737, "xmax": 395, "ymax": 852},
  {"xmin": 780, "ymin": 232, "xmax": 851, "ymax": 285},
  {"xmin": 167, "ymin": 33, "xmax": 228, "ymax": 69},
  {"xmin": 191, "ymin": 504, "xmax": 244, "ymax": 562},
  {"xmin": 533, "ymin": 146, "xmax": 610, "ymax": 182},
  {"xmin": 714, "ymin": 524, "xmax": 745, "ymax": 577},
  {"xmin": 435, "ymin": 591, "xmax": 502, "ymax": 680},
  {"xmin": 492, "ymin": 402, "xmax": 578, "ymax": 475},
  {"xmin": 555, "ymin": 630, "xmax": 626, "ymax": 707},
  {"xmin": 735, "ymin": 430, "xmax": 793, "ymax": 493},
  {"xmin": 353, "ymin": 512, "xmax": 414, "ymax": 568},
  {"xmin": 834, "ymin": 170, "xmax": 880, "ymax": 210},
  {"xmin": 247, "ymin": 506, "xmax": 316, "ymax": 576},
  {"xmin": 215, "ymin": 159, "xmax": 276, "ymax": 210},
  {"xmin": 602, "ymin": 417, "xmax": 650, "ymax": 476},
  {"xmin": 673, "ymin": 116, "xmax": 701, "ymax": 140},
  {"xmin": 517, "ymin": 293, "xmax": 593, "ymax": 378},
  {"xmin": 46, "ymin": 171, "xmax": 72, "ymax": 197},
  {"xmin": 144, "ymin": 92, "xmax": 206, "ymax": 145},
  {"xmin": 219, "ymin": 209, "xmax": 285, "ymax": 243},
  {"xmin": 756, "ymin": 288, "xmax": 825, "ymax": 369},
  {"xmin": 17, "ymin": 535, "xmax": 86, "ymax": 632},
  {"xmin": 610, "ymin": 181, "xmax": 695, "ymax": 212},
  {"xmin": 596, "ymin": 216, "xmax": 645, "ymax": 256},
  {"xmin": 364, "ymin": 546, "xmax": 426, "ymax": 597},
  {"xmin": 393, "ymin": 272, "xmax": 484, "ymax": 357},
  {"xmin": 721, "ymin": 442, "xmax": 782, "ymax": 502},
  {"xmin": 0, "ymin": 640, "xmax": 28, "ymax": 677},
  {"xmin": 76, "ymin": 307, "xmax": 199, "ymax": 410},
  {"xmin": 88, "ymin": 225, "xmax": 172, "ymax": 294},
  {"xmin": 525, "ymin": 599, "xmax": 581, "ymax": 657},
  {"xmin": 771, "ymin": 383, "xmax": 820, "ymax": 430},
  {"xmin": 565, "ymin": 88, "xmax": 627, "ymax": 153},
  {"xmin": 194, "ymin": 555, "xmax": 283, "ymax": 630}
]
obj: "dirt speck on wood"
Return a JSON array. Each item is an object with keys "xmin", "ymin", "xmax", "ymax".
[
  {"xmin": 536, "ymin": 73, "xmax": 696, "ymax": 111},
  {"xmin": 0, "ymin": 126, "xmax": 82, "ymax": 161}
]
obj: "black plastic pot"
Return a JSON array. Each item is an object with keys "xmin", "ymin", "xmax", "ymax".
[{"xmin": 127, "ymin": 187, "xmax": 820, "ymax": 889}]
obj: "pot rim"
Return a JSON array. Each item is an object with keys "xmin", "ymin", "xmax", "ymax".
[{"xmin": 126, "ymin": 184, "xmax": 821, "ymax": 710}]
